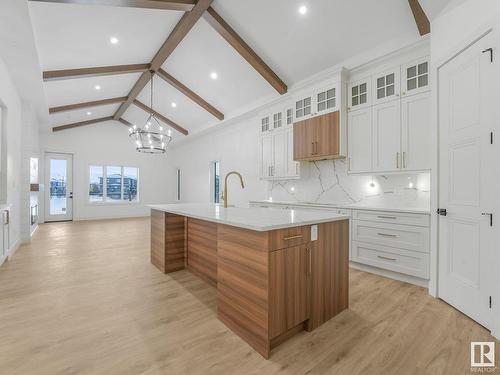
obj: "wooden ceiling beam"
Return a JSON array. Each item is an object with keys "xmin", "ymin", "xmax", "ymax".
[
  {"xmin": 43, "ymin": 64, "xmax": 150, "ymax": 81},
  {"xmin": 114, "ymin": 0, "xmax": 214, "ymax": 120},
  {"xmin": 156, "ymin": 68, "xmax": 224, "ymax": 120},
  {"xmin": 29, "ymin": 0, "xmax": 196, "ymax": 11},
  {"xmin": 52, "ymin": 116, "xmax": 114, "ymax": 132},
  {"xmin": 203, "ymin": 7, "xmax": 287, "ymax": 95},
  {"xmin": 49, "ymin": 97, "xmax": 128, "ymax": 114},
  {"xmin": 133, "ymin": 99, "xmax": 188, "ymax": 135},
  {"xmin": 118, "ymin": 117, "xmax": 133, "ymax": 127},
  {"xmin": 408, "ymin": 0, "xmax": 430, "ymax": 36}
]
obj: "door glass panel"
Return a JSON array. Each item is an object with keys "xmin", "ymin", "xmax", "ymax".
[
  {"xmin": 386, "ymin": 73, "xmax": 394, "ymax": 85},
  {"xmin": 360, "ymin": 83, "xmax": 367, "ymax": 93},
  {"xmin": 377, "ymin": 77, "xmax": 385, "ymax": 88},
  {"xmin": 352, "ymin": 86, "xmax": 358, "ymax": 96},
  {"xmin": 318, "ymin": 102, "xmax": 326, "ymax": 111},
  {"xmin": 49, "ymin": 159, "xmax": 67, "ymax": 215},
  {"xmin": 327, "ymin": 89, "xmax": 335, "ymax": 98},
  {"xmin": 352, "ymin": 96, "xmax": 359, "ymax": 106},
  {"xmin": 408, "ymin": 78, "xmax": 417, "ymax": 90},
  {"xmin": 418, "ymin": 75, "xmax": 428, "ymax": 87},
  {"xmin": 418, "ymin": 62, "xmax": 428, "ymax": 74},
  {"xmin": 407, "ymin": 66, "xmax": 417, "ymax": 78},
  {"xmin": 377, "ymin": 88, "xmax": 385, "ymax": 99},
  {"xmin": 327, "ymin": 98, "xmax": 335, "ymax": 108},
  {"xmin": 386, "ymin": 85, "xmax": 395, "ymax": 96},
  {"xmin": 318, "ymin": 92, "xmax": 326, "ymax": 102},
  {"xmin": 106, "ymin": 166, "xmax": 122, "ymax": 201},
  {"xmin": 360, "ymin": 93, "xmax": 367, "ymax": 104}
]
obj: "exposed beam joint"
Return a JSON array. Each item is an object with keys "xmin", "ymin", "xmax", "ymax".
[
  {"xmin": 203, "ymin": 7, "xmax": 287, "ymax": 95},
  {"xmin": 118, "ymin": 118, "xmax": 133, "ymax": 127},
  {"xmin": 157, "ymin": 68, "xmax": 224, "ymax": 120},
  {"xmin": 52, "ymin": 116, "xmax": 114, "ymax": 132},
  {"xmin": 113, "ymin": 0, "xmax": 214, "ymax": 120},
  {"xmin": 29, "ymin": 0, "xmax": 196, "ymax": 11},
  {"xmin": 133, "ymin": 99, "xmax": 188, "ymax": 136},
  {"xmin": 49, "ymin": 97, "xmax": 128, "ymax": 114},
  {"xmin": 43, "ymin": 64, "xmax": 151, "ymax": 81},
  {"xmin": 408, "ymin": 0, "xmax": 430, "ymax": 36}
]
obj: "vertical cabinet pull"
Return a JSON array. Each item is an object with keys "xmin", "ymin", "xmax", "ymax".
[
  {"xmin": 403, "ymin": 152, "xmax": 406, "ymax": 168},
  {"xmin": 396, "ymin": 152, "xmax": 400, "ymax": 168},
  {"xmin": 305, "ymin": 247, "xmax": 312, "ymax": 276}
]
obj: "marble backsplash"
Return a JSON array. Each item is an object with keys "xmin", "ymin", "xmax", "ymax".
[{"xmin": 266, "ymin": 159, "xmax": 430, "ymax": 208}]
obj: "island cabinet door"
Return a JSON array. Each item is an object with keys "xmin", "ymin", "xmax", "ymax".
[{"xmin": 269, "ymin": 244, "xmax": 310, "ymax": 338}]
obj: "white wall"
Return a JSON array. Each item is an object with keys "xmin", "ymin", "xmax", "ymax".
[
  {"xmin": 430, "ymin": 0, "xmax": 500, "ymax": 338},
  {"xmin": 170, "ymin": 117, "xmax": 268, "ymax": 207},
  {"xmin": 39, "ymin": 123, "xmax": 175, "ymax": 221},
  {"xmin": 0, "ymin": 56, "xmax": 26, "ymax": 258}
]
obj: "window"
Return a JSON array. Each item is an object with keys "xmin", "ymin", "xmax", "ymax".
[
  {"xmin": 210, "ymin": 161, "xmax": 221, "ymax": 204},
  {"xmin": 88, "ymin": 165, "xmax": 139, "ymax": 203}
]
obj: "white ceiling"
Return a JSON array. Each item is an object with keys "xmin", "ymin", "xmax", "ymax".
[{"xmin": 27, "ymin": 0, "xmax": 452, "ymax": 136}]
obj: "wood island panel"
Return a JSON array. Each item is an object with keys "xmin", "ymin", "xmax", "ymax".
[
  {"xmin": 150, "ymin": 209, "xmax": 186, "ymax": 273},
  {"xmin": 217, "ymin": 224, "xmax": 270, "ymax": 358},
  {"xmin": 307, "ymin": 220, "xmax": 349, "ymax": 330},
  {"xmin": 187, "ymin": 218, "xmax": 218, "ymax": 287}
]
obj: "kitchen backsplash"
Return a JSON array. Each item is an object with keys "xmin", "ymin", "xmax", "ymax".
[{"xmin": 266, "ymin": 159, "xmax": 430, "ymax": 207}]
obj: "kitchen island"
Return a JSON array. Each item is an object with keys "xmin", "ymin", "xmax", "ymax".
[{"xmin": 149, "ymin": 203, "xmax": 350, "ymax": 358}]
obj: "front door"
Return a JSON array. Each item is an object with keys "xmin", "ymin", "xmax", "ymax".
[
  {"xmin": 438, "ymin": 30, "xmax": 498, "ymax": 329},
  {"xmin": 44, "ymin": 153, "xmax": 73, "ymax": 222}
]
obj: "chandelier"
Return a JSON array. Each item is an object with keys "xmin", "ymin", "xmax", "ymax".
[{"xmin": 129, "ymin": 71, "xmax": 172, "ymax": 154}]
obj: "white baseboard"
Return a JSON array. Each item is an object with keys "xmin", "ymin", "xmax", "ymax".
[{"xmin": 350, "ymin": 261, "xmax": 429, "ymax": 288}]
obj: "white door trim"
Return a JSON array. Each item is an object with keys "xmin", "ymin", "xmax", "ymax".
[{"xmin": 44, "ymin": 152, "xmax": 74, "ymax": 222}]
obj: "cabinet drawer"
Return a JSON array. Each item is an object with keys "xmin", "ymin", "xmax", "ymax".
[
  {"xmin": 352, "ymin": 209, "xmax": 429, "ymax": 227},
  {"xmin": 351, "ymin": 241, "xmax": 429, "ymax": 279},
  {"xmin": 269, "ymin": 225, "xmax": 311, "ymax": 251},
  {"xmin": 352, "ymin": 220, "xmax": 429, "ymax": 253}
]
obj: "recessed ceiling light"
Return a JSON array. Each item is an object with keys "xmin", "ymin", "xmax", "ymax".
[
  {"xmin": 95, "ymin": 85, "xmax": 101, "ymax": 90},
  {"xmin": 110, "ymin": 37, "xmax": 119, "ymax": 45},
  {"xmin": 210, "ymin": 72, "xmax": 218, "ymax": 80},
  {"xmin": 86, "ymin": 111, "xmax": 92, "ymax": 116},
  {"xmin": 298, "ymin": 5, "xmax": 308, "ymax": 15},
  {"xmin": 171, "ymin": 102, "xmax": 177, "ymax": 108}
]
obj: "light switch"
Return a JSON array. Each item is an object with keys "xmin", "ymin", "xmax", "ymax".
[{"xmin": 311, "ymin": 225, "xmax": 318, "ymax": 241}]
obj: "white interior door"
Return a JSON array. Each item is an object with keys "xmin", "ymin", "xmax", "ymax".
[
  {"xmin": 45, "ymin": 152, "xmax": 73, "ymax": 222},
  {"xmin": 438, "ymin": 30, "xmax": 497, "ymax": 329}
]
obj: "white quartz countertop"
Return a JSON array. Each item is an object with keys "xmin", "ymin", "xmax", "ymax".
[
  {"xmin": 250, "ymin": 200, "xmax": 430, "ymax": 215},
  {"xmin": 149, "ymin": 203, "xmax": 350, "ymax": 231}
]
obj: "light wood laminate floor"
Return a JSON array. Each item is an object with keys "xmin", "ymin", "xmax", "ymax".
[{"xmin": 0, "ymin": 218, "xmax": 497, "ymax": 375}]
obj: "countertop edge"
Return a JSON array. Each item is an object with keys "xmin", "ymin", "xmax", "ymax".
[{"xmin": 149, "ymin": 205, "xmax": 350, "ymax": 232}]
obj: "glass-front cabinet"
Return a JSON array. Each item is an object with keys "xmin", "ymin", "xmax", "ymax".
[
  {"xmin": 314, "ymin": 83, "xmax": 339, "ymax": 116},
  {"xmin": 294, "ymin": 95, "xmax": 312, "ymax": 121},
  {"xmin": 372, "ymin": 67, "xmax": 400, "ymax": 105},
  {"xmin": 348, "ymin": 77, "xmax": 371, "ymax": 111},
  {"xmin": 402, "ymin": 57, "xmax": 429, "ymax": 96}
]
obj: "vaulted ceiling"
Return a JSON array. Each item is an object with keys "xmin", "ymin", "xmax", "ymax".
[{"xmin": 28, "ymin": 0, "xmax": 451, "ymax": 138}]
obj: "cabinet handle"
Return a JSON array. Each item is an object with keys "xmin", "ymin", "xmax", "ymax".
[
  {"xmin": 377, "ymin": 232, "xmax": 397, "ymax": 238},
  {"xmin": 311, "ymin": 142, "xmax": 315, "ymax": 155},
  {"xmin": 377, "ymin": 215, "xmax": 397, "ymax": 219},
  {"xmin": 306, "ymin": 247, "xmax": 312, "ymax": 276},
  {"xmin": 348, "ymin": 157, "xmax": 351, "ymax": 171},
  {"xmin": 403, "ymin": 152, "xmax": 406, "ymax": 168},
  {"xmin": 377, "ymin": 255, "xmax": 397, "ymax": 261},
  {"xmin": 283, "ymin": 234, "xmax": 303, "ymax": 241},
  {"xmin": 315, "ymin": 141, "xmax": 319, "ymax": 155},
  {"xmin": 396, "ymin": 152, "xmax": 400, "ymax": 169}
]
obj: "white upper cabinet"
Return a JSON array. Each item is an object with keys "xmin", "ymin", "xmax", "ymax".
[
  {"xmin": 348, "ymin": 107, "xmax": 372, "ymax": 173},
  {"xmin": 372, "ymin": 100, "xmax": 402, "ymax": 172},
  {"xmin": 294, "ymin": 94, "xmax": 313, "ymax": 121},
  {"xmin": 313, "ymin": 83, "xmax": 339, "ymax": 116},
  {"xmin": 402, "ymin": 57, "xmax": 430, "ymax": 97},
  {"xmin": 348, "ymin": 77, "xmax": 371, "ymax": 111},
  {"xmin": 372, "ymin": 67, "xmax": 400, "ymax": 105},
  {"xmin": 401, "ymin": 92, "xmax": 431, "ymax": 170},
  {"xmin": 286, "ymin": 127, "xmax": 300, "ymax": 178},
  {"xmin": 285, "ymin": 105, "xmax": 294, "ymax": 126},
  {"xmin": 260, "ymin": 133, "xmax": 274, "ymax": 179},
  {"xmin": 273, "ymin": 131, "xmax": 287, "ymax": 177}
]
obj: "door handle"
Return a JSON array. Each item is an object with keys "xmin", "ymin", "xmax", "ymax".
[
  {"xmin": 377, "ymin": 232, "xmax": 397, "ymax": 238},
  {"xmin": 481, "ymin": 212, "xmax": 493, "ymax": 227},
  {"xmin": 69, "ymin": 192, "xmax": 73, "ymax": 199}
]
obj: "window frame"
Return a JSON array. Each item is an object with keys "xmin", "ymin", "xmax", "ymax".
[{"xmin": 87, "ymin": 164, "xmax": 140, "ymax": 205}]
